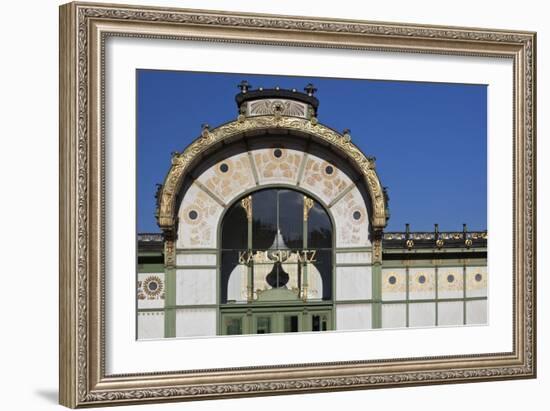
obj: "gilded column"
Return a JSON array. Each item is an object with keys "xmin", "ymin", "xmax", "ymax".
[
  {"xmin": 241, "ymin": 196, "xmax": 254, "ymax": 302},
  {"xmin": 302, "ymin": 196, "xmax": 314, "ymax": 301},
  {"xmin": 163, "ymin": 232, "xmax": 177, "ymax": 338},
  {"xmin": 371, "ymin": 232, "xmax": 383, "ymax": 329}
]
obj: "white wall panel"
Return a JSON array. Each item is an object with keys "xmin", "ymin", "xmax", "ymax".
[
  {"xmin": 137, "ymin": 312, "xmax": 164, "ymax": 340},
  {"xmin": 335, "ymin": 304, "xmax": 372, "ymax": 330},
  {"xmin": 137, "ymin": 272, "xmax": 165, "ymax": 309},
  {"xmin": 176, "ymin": 183, "xmax": 224, "ymax": 249},
  {"xmin": 408, "ymin": 268, "xmax": 436, "ymax": 300},
  {"xmin": 381, "ymin": 268, "xmax": 406, "ymax": 301},
  {"xmin": 466, "ymin": 266, "xmax": 488, "ymax": 298},
  {"xmin": 381, "ymin": 304, "xmax": 406, "ymax": 329},
  {"xmin": 437, "ymin": 267, "xmax": 464, "ymax": 299},
  {"xmin": 438, "ymin": 301, "xmax": 464, "ymax": 326},
  {"xmin": 176, "ymin": 253, "xmax": 217, "ymax": 267},
  {"xmin": 335, "ymin": 266, "xmax": 372, "ymax": 300},
  {"xmin": 336, "ymin": 251, "xmax": 371, "ymax": 265},
  {"xmin": 466, "ymin": 300, "xmax": 488, "ymax": 325},
  {"xmin": 176, "ymin": 269, "xmax": 216, "ymax": 305},
  {"xmin": 331, "ymin": 187, "xmax": 371, "ymax": 248},
  {"xmin": 409, "ymin": 303, "xmax": 436, "ymax": 328},
  {"xmin": 176, "ymin": 308, "xmax": 217, "ymax": 337}
]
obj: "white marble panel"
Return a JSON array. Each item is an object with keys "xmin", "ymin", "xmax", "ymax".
[
  {"xmin": 381, "ymin": 268, "xmax": 406, "ymax": 301},
  {"xmin": 336, "ymin": 266, "xmax": 372, "ymax": 300},
  {"xmin": 196, "ymin": 152, "xmax": 255, "ymax": 204},
  {"xmin": 466, "ymin": 300, "xmax": 488, "ymax": 325},
  {"xmin": 176, "ymin": 269, "xmax": 216, "ymax": 305},
  {"xmin": 176, "ymin": 253, "xmax": 217, "ymax": 267},
  {"xmin": 336, "ymin": 304, "xmax": 372, "ymax": 330},
  {"xmin": 438, "ymin": 301, "xmax": 464, "ymax": 326},
  {"xmin": 176, "ymin": 182, "xmax": 224, "ymax": 249},
  {"xmin": 336, "ymin": 251, "xmax": 372, "ymax": 265},
  {"xmin": 408, "ymin": 268, "xmax": 436, "ymax": 300},
  {"xmin": 176, "ymin": 308, "xmax": 217, "ymax": 337},
  {"xmin": 466, "ymin": 266, "xmax": 488, "ymax": 298},
  {"xmin": 137, "ymin": 273, "xmax": 165, "ymax": 309},
  {"xmin": 300, "ymin": 152, "xmax": 354, "ymax": 205},
  {"xmin": 409, "ymin": 303, "xmax": 436, "ymax": 328},
  {"xmin": 381, "ymin": 303, "xmax": 406, "ymax": 329},
  {"xmin": 331, "ymin": 187, "xmax": 371, "ymax": 248},
  {"xmin": 437, "ymin": 267, "xmax": 464, "ymax": 299},
  {"xmin": 137, "ymin": 311, "xmax": 164, "ymax": 340}
]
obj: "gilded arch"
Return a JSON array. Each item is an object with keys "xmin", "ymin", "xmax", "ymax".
[{"xmin": 157, "ymin": 115, "xmax": 388, "ymax": 233}]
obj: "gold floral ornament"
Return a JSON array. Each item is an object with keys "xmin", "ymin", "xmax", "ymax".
[
  {"xmin": 142, "ymin": 276, "xmax": 163, "ymax": 298},
  {"xmin": 382, "ymin": 271, "xmax": 406, "ymax": 293},
  {"xmin": 157, "ymin": 116, "xmax": 386, "ymax": 233}
]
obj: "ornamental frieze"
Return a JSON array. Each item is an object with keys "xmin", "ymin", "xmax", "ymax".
[{"xmin": 158, "ymin": 115, "xmax": 386, "ymax": 230}]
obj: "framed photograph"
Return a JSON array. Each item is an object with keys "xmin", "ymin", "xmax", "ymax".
[{"xmin": 59, "ymin": 1, "xmax": 536, "ymax": 408}]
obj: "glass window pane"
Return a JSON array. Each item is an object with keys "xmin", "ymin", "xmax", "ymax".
[
  {"xmin": 225, "ymin": 317, "xmax": 242, "ymax": 335},
  {"xmin": 252, "ymin": 190, "xmax": 277, "ymax": 250},
  {"xmin": 307, "ymin": 202, "xmax": 332, "ymax": 249},
  {"xmin": 312, "ymin": 314, "xmax": 321, "ymax": 331},
  {"xmin": 221, "ymin": 203, "xmax": 247, "ymax": 250},
  {"xmin": 220, "ymin": 250, "xmax": 240, "ymax": 303},
  {"xmin": 256, "ymin": 316, "xmax": 272, "ymax": 334},
  {"xmin": 311, "ymin": 249, "xmax": 332, "ymax": 300},
  {"xmin": 278, "ymin": 189, "xmax": 303, "ymax": 248},
  {"xmin": 284, "ymin": 315, "xmax": 299, "ymax": 332},
  {"xmin": 221, "ymin": 187, "xmax": 334, "ymax": 303}
]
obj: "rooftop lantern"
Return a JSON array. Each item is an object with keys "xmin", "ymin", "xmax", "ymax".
[{"xmin": 235, "ymin": 81, "xmax": 319, "ymax": 119}]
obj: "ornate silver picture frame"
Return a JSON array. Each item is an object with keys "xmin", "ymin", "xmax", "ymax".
[{"xmin": 59, "ymin": 1, "xmax": 536, "ymax": 408}]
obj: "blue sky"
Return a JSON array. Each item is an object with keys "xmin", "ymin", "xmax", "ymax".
[{"xmin": 137, "ymin": 70, "xmax": 487, "ymax": 233}]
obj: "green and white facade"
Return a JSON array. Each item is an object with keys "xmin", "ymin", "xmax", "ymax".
[{"xmin": 137, "ymin": 84, "xmax": 487, "ymax": 339}]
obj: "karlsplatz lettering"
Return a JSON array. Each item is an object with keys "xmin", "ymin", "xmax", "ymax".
[{"xmin": 238, "ymin": 250, "xmax": 317, "ymax": 264}]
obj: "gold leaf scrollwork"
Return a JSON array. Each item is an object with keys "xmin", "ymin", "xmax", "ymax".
[
  {"xmin": 159, "ymin": 116, "xmax": 386, "ymax": 231},
  {"xmin": 373, "ymin": 240, "xmax": 382, "ymax": 263},
  {"xmin": 164, "ymin": 239, "xmax": 175, "ymax": 266},
  {"xmin": 241, "ymin": 196, "xmax": 253, "ymax": 221},
  {"xmin": 303, "ymin": 196, "xmax": 314, "ymax": 221}
]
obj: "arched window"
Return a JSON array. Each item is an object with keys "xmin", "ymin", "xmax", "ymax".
[{"xmin": 220, "ymin": 188, "xmax": 333, "ymax": 303}]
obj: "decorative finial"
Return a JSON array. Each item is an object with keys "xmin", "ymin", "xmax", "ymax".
[
  {"xmin": 434, "ymin": 223, "xmax": 439, "ymax": 234},
  {"xmin": 383, "ymin": 186, "xmax": 390, "ymax": 204},
  {"xmin": 154, "ymin": 183, "xmax": 163, "ymax": 200},
  {"xmin": 304, "ymin": 83, "xmax": 317, "ymax": 96},
  {"xmin": 201, "ymin": 123, "xmax": 210, "ymax": 138},
  {"xmin": 342, "ymin": 128, "xmax": 351, "ymax": 142},
  {"xmin": 275, "ymin": 85, "xmax": 280, "ymax": 90},
  {"xmin": 463, "ymin": 223, "xmax": 467, "ymax": 232},
  {"xmin": 238, "ymin": 80, "xmax": 252, "ymax": 94}
]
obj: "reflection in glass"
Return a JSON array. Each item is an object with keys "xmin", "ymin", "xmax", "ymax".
[
  {"xmin": 252, "ymin": 189, "xmax": 277, "ymax": 249},
  {"xmin": 220, "ymin": 188, "xmax": 333, "ymax": 303},
  {"xmin": 225, "ymin": 317, "xmax": 243, "ymax": 335},
  {"xmin": 284, "ymin": 315, "xmax": 299, "ymax": 332},
  {"xmin": 256, "ymin": 316, "xmax": 271, "ymax": 334}
]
